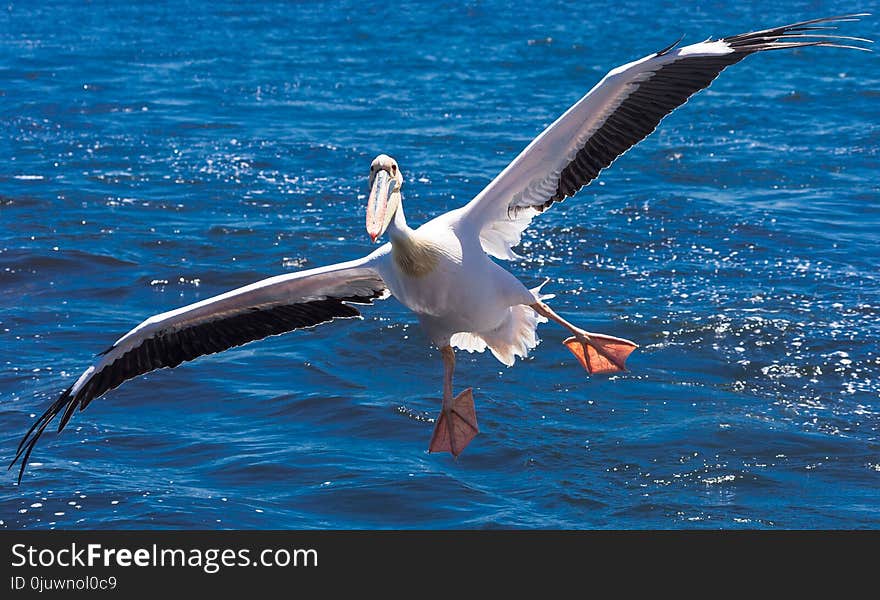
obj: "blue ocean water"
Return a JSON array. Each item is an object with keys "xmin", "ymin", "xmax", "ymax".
[{"xmin": 1, "ymin": 1, "xmax": 878, "ymax": 529}]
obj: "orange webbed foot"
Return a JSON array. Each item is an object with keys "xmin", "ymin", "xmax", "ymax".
[
  {"xmin": 428, "ymin": 388, "xmax": 479, "ymax": 457},
  {"xmin": 563, "ymin": 332, "xmax": 638, "ymax": 374}
]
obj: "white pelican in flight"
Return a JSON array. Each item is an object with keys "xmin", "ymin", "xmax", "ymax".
[{"xmin": 12, "ymin": 15, "xmax": 871, "ymax": 481}]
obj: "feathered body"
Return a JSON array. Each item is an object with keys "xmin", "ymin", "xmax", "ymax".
[{"xmin": 371, "ymin": 206, "xmax": 542, "ymax": 365}]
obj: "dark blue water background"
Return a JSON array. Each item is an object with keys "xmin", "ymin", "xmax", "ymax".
[{"xmin": 2, "ymin": 1, "xmax": 878, "ymax": 529}]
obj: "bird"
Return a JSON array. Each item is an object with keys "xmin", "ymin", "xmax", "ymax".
[{"xmin": 11, "ymin": 14, "xmax": 871, "ymax": 482}]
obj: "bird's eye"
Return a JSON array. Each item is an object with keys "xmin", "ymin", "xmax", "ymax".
[{"xmin": 391, "ymin": 164, "xmax": 397, "ymax": 173}]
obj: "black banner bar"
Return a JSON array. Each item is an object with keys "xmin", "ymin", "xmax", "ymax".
[{"xmin": 1, "ymin": 530, "xmax": 875, "ymax": 594}]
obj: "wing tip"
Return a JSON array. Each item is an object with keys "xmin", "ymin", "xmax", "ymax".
[
  {"xmin": 723, "ymin": 13, "xmax": 873, "ymax": 53},
  {"xmin": 9, "ymin": 385, "xmax": 78, "ymax": 484}
]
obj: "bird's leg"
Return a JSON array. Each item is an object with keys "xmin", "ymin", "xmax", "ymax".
[
  {"xmin": 530, "ymin": 301, "xmax": 638, "ymax": 374},
  {"xmin": 428, "ymin": 345, "xmax": 479, "ymax": 457}
]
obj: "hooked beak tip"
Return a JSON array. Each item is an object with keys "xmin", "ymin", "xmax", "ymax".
[{"xmin": 369, "ymin": 233, "xmax": 379, "ymax": 243}]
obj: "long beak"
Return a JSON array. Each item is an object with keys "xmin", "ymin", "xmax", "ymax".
[{"xmin": 366, "ymin": 170, "xmax": 391, "ymax": 243}]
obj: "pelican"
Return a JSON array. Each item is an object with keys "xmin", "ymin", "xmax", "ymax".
[{"xmin": 11, "ymin": 15, "xmax": 871, "ymax": 481}]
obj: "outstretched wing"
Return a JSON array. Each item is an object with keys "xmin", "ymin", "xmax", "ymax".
[
  {"xmin": 11, "ymin": 255, "xmax": 388, "ymax": 482},
  {"xmin": 457, "ymin": 14, "xmax": 871, "ymax": 260}
]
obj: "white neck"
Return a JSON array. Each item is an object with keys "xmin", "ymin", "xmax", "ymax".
[
  {"xmin": 385, "ymin": 195, "xmax": 441, "ymax": 278},
  {"xmin": 386, "ymin": 193, "xmax": 412, "ymax": 243}
]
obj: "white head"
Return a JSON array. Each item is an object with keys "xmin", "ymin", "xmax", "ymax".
[{"xmin": 366, "ymin": 154, "xmax": 403, "ymax": 243}]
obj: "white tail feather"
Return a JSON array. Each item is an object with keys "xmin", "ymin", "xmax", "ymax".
[{"xmin": 451, "ymin": 280, "xmax": 552, "ymax": 366}]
